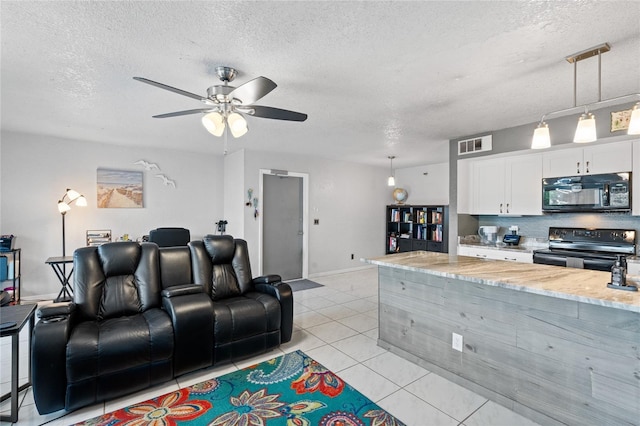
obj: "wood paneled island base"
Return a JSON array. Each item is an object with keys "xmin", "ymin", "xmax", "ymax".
[{"xmin": 365, "ymin": 252, "xmax": 639, "ymax": 426}]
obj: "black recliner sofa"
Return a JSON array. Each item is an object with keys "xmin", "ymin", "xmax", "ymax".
[{"xmin": 31, "ymin": 235, "xmax": 293, "ymax": 414}]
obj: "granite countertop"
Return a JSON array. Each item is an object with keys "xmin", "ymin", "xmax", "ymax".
[{"xmin": 364, "ymin": 251, "xmax": 640, "ymax": 312}]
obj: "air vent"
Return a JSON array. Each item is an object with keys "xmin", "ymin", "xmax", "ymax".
[{"xmin": 458, "ymin": 135, "xmax": 492, "ymax": 156}]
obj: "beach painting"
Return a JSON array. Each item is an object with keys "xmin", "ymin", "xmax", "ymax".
[{"xmin": 97, "ymin": 168, "xmax": 143, "ymax": 208}]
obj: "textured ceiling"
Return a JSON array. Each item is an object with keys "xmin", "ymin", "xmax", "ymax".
[{"xmin": 2, "ymin": 1, "xmax": 639, "ymax": 168}]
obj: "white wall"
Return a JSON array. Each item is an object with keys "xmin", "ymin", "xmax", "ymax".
[
  {"xmin": 239, "ymin": 150, "xmax": 390, "ymax": 277},
  {"xmin": 223, "ymin": 149, "xmax": 245, "ymax": 238},
  {"xmin": 394, "ymin": 162, "xmax": 449, "ymax": 205},
  {"xmin": 1, "ymin": 130, "xmax": 223, "ymax": 299}
]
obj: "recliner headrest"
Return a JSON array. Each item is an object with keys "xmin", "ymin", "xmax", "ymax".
[
  {"xmin": 203, "ymin": 235, "xmax": 235, "ymax": 264},
  {"xmin": 98, "ymin": 242, "xmax": 142, "ymax": 276}
]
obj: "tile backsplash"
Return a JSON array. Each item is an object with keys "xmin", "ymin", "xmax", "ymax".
[{"xmin": 477, "ymin": 212, "xmax": 640, "ymax": 239}]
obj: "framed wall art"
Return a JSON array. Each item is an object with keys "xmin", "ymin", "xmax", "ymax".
[
  {"xmin": 611, "ymin": 108, "xmax": 632, "ymax": 132},
  {"xmin": 97, "ymin": 168, "xmax": 143, "ymax": 208}
]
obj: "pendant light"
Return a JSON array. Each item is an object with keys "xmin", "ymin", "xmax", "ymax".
[
  {"xmin": 531, "ymin": 42, "xmax": 640, "ymax": 149},
  {"xmin": 531, "ymin": 122, "xmax": 550, "ymax": 149},
  {"xmin": 573, "ymin": 112, "xmax": 597, "ymax": 143},
  {"xmin": 387, "ymin": 156, "xmax": 395, "ymax": 187}
]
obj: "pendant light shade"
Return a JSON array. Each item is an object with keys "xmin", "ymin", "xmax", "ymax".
[
  {"xmin": 573, "ymin": 113, "xmax": 597, "ymax": 143},
  {"xmin": 530, "ymin": 43, "xmax": 640, "ymax": 149},
  {"xmin": 202, "ymin": 112, "xmax": 225, "ymax": 137},
  {"xmin": 387, "ymin": 156, "xmax": 395, "ymax": 187},
  {"xmin": 531, "ymin": 122, "xmax": 551, "ymax": 149},
  {"xmin": 628, "ymin": 103, "xmax": 640, "ymax": 135},
  {"xmin": 227, "ymin": 112, "xmax": 248, "ymax": 138}
]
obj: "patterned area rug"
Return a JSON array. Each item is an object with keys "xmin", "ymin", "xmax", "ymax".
[{"xmin": 73, "ymin": 350, "xmax": 404, "ymax": 425}]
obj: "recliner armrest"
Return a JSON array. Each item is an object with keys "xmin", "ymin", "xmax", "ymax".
[
  {"xmin": 254, "ymin": 281, "xmax": 293, "ymax": 344},
  {"xmin": 252, "ymin": 274, "xmax": 282, "ymax": 285},
  {"xmin": 32, "ymin": 302, "xmax": 76, "ymax": 414},
  {"xmin": 162, "ymin": 285, "xmax": 214, "ymax": 375},
  {"xmin": 37, "ymin": 301, "xmax": 75, "ymax": 318},
  {"xmin": 162, "ymin": 284, "xmax": 204, "ymax": 298}
]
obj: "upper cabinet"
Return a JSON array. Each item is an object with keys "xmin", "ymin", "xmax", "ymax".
[
  {"xmin": 470, "ymin": 153, "xmax": 543, "ymax": 215},
  {"xmin": 542, "ymin": 141, "xmax": 632, "ymax": 177}
]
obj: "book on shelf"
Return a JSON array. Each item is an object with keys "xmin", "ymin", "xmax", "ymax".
[
  {"xmin": 388, "ymin": 236, "xmax": 398, "ymax": 252},
  {"xmin": 390, "ymin": 209, "xmax": 400, "ymax": 222},
  {"xmin": 400, "ymin": 233, "xmax": 411, "ymax": 239}
]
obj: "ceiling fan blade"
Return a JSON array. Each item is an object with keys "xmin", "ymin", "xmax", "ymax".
[
  {"xmin": 243, "ymin": 105, "xmax": 308, "ymax": 121},
  {"xmin": 229, "ymin": 76, "xmax": 277, "ymax": 105},
  {"xmin": 133, "ymin": 77, "xmax": 208, "ymax": 102},
  {"xmin": 152, "ymin": 108, "xmax": 214, "ymax": 118}
]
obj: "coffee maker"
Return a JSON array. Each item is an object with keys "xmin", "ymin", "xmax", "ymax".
[{"xmin": 478, "ymin": 226, "xmax": 499, "ymax": 245}]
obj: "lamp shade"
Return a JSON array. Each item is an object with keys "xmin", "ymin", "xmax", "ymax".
[
  {"xmin": 531, "ymin": 122, "xmax": 551, "ymax": 149},
  {"xmin": 573, "ymin": 113, "xmax": 597, "ymax": 143},
  {"xmin": 387, "ymin": 176, "xmax": 395, "ymax": 186},
  {"xmin": 202, "ymin": 112, "xmax": 225, "ymax": 137},
  {"xmin": 58, "ymin": 201, "xmax": 71, "ymax": 213},
  {"xmin": 227, "ymin": 112, "xmax": 248, "ymax": 138},
  {"xmin": 76, "ymin": 196, "xmax": 87, "ymax": 207},
  {"xmin": 628, "ymin": 103, "xmax": 640, "ymax": 135}
]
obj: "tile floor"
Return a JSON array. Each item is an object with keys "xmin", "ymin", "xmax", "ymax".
[{"xmin": 0, "ymin": 267, "xmax": 541, "ymax": 425}]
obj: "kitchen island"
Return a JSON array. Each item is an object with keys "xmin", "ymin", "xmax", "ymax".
[{"xmin": 364, "ymin": 251, "xmax": 639, "ymax": 426}]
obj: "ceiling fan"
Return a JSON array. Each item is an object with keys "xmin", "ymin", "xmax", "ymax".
[{"xmin": 133, "ymin": 66, "xmax": 307, "ymax": 138}]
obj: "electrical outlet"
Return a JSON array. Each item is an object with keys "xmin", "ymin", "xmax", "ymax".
[{"xmin": 452, "ymin": 332, "xmax": 463, "ymax": 352}]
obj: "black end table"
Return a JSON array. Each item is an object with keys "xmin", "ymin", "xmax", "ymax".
[
  {"xmin": 0, "ymin": 303, "xmax": 37, "ymax": 422},
  {"xmin": 45, "ymin": 256, "xmax": 74, "ymax": 302}
]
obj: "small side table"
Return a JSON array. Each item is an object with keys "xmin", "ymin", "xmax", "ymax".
[
  {"xmin": 0, "ymin": 303, "xmax": 37, "ymax": 422},
  {"xmin": 45, "ymin": 256, "xmax": 74, "ymax": 302}
]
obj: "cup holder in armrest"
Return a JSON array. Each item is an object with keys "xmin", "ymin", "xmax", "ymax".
[{"xmin": 41, "ymin": 316, "xmax": 66, "ymax": 324}]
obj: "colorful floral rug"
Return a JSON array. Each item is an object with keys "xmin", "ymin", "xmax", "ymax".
[{"xmin": 73, "ymin": 350, "xmax": 404, "ymax": 425}]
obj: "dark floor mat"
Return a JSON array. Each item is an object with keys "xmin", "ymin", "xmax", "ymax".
[{"xmin": 287, "ymin": 279, "xmax": 324, "ymax": 292}]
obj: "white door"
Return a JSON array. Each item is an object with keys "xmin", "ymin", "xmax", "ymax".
[{"xmin": 261, "ymin": 172, "xmax": 308, "ymax": 280}]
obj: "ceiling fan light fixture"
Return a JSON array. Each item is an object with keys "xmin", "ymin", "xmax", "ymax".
[
  {"xmin": 228, "ymin": 112, "xmax": 248, "ymax": 138},
  {"xmin": 573, "ymin": 113, "xmax": 597, "ymax": 143},
  {"xmin": 531, "ymin": 122, "xmax": 551, "ymax": 149},
  {"xmin": 628, "ymin": 102, "xmax": 640, "ymax": 135},
  {"xmin": 202, "ymin": 112, "xmax": 225, "ymax": 137}
]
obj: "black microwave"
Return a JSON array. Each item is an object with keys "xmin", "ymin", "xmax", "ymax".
[{"xmin": 542, "ymin": 172, "xmax": 631, "ymax": 212}]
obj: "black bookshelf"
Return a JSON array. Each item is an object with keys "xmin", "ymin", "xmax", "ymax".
[{"xmin": 386, "ymin": 205, "xmax": 448, "ymax": 254}]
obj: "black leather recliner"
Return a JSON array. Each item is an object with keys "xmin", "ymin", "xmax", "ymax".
[
  {"xmin": 189, "ymin": 235, "xmax": 293, "ymax": 364},
  {"xmin": 31, "ymin": 237, "xmax": 294, "ymax": 415},
  {"xmin": 32, "ymin": 242, "xmax": 175, "ymax": 413}
]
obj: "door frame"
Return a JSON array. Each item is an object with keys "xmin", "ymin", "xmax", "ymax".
[{"xmin": 258, "ymin": 169, "xmax": 309, "ymax": 278}]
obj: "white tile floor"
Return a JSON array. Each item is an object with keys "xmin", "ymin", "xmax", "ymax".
[{"xmin": 0, "ymin": 267, "xmax": 542, "ymax": 426}]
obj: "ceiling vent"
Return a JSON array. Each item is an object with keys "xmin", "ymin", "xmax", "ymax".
[{"xmin": 458, "ymin": 135, "xmax": 492, "ymax": 156}]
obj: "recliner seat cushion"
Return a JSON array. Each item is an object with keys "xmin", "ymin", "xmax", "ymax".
[
  {"xmin": 65, "ymin": 308, "xmax": 173, "ymax": 410},
  {"xmin": 212, "ymin": 294, "xmax": 281, "ymax": 345}
]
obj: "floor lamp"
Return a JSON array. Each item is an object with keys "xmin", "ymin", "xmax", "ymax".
[{"xmin": 57, "ymin": 188, "xmax": 87, "ymax": 294}]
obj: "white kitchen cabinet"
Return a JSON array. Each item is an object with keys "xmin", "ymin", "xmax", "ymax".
[
  {"xmin": 633, "ymin": 140, "xmax": 640, "ymax": 216},
  {"xmin": 471, "ymin": 153, "xmax": 542, "ymax": 215},
  {"xmin": 457, "ymin": 245, "xmax": 533, "ymax": 263},
  {"xmin": 542, "ymin": 141, "xmax": 632, "ymax": 177}
]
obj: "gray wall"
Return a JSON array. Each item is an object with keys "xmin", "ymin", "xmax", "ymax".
[{"xmin": 449, "ymin": 102, "xmax": 640, "ymax": 247}]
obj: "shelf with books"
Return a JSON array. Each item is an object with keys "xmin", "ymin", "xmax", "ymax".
[{"xmin": 386, "ymin": 205, "xmax": 448, "ymax": 254}]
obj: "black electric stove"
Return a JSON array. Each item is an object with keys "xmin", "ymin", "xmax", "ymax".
[{"xmin": 533, "ymin": 227, "xmax": 636, "ymax": 271}]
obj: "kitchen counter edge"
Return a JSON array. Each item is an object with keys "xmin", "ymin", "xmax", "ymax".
[{"xmin": 363, "ymin": 251, "xmax": 640, "ymax": 313}]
